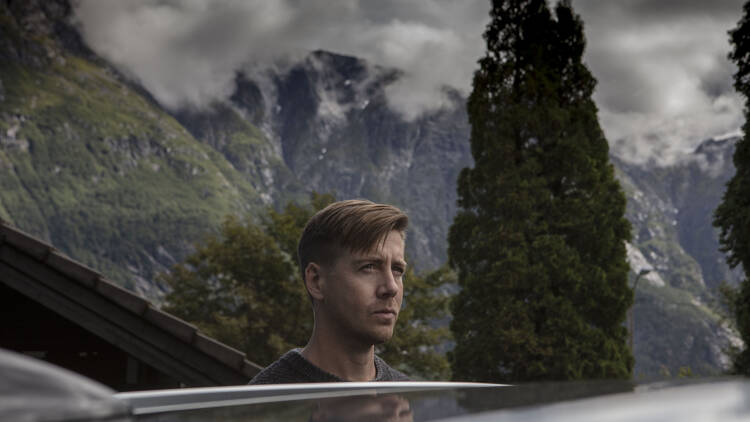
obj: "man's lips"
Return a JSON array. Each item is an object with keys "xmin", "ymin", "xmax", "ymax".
[{"xmin": 372, "ymin": 309, "xmax": 397, "ymax": 324}]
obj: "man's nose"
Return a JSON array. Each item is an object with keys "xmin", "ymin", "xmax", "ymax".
[{"xmin": 377, "ymin": 270, "xmax": 399, "ymax": 298}]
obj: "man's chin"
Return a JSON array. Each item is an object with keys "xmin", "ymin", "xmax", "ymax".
[{"xmin": 370, "ymin": 329, "xmax": 395, "ymax": 345}]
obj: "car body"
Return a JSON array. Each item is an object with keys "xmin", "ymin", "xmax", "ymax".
[{"xmin": 3, "ymin": 347, "xmax": 749, "ymax": 421}]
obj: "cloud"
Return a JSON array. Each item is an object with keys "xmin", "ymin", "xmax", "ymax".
[
  {"xmin": 73, "ymin": 0, "xmax": 489, "ymax": 117},
  {"xmin": 574, "ymin": 0, "xmax": 745, "ymax": 164},
  {"xmin": 73, "ymin": 0, "xmax": 747, "ymax": 163},
  {"xmin": 352, "ymin": 19, "xmax": 467, "ymax": 119},
  {"xmin": 73, "ymin": 0, "xmax": 296, "ymax": 109}
]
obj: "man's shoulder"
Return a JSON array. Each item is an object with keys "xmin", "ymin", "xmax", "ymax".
[
  {"xmin": 248, "ymin": 349, "xmax": 342, "ymax": 385},
  {"xmin": 247, "ymin": 351, "xmax": 294, "ymax": 385},
  {"xmin": 249, "ymin": 350, "xmax": 410, "ymax": 384},
  {"xmin": 374, "ymin": 355, "xmax": 410, "ymax": 381}
]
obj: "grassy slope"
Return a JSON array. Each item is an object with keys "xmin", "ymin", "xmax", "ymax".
[
  {"xmin": 0, "ymin": 11, "xmax": 267, "ymax": 296},
  {"xmin": 173, "ymin": 102, "xmax": 304, "ymax": 207}
]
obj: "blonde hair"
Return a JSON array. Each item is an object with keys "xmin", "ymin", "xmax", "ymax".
[{"xmin": 298, "ymin": 199, "xmax": 408, "ymax": 277}]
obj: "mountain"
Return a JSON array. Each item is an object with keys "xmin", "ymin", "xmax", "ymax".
[
  {"xmin": 0, "ymin": 0, "xmax": 742, "ymax": 377},
  {"xmin": 614, "ymin": 137, "xmax": 743, "ymax": 377},
  {"xmin": 179, "ymin": 53, "xmax": 743, "ymax": 376},
  {"xmin": 174, "ymin": 52, "xmax": 472, "ymax": 271},
  {"xmin": 0, "ymin": 0, "xmax": 266, "ymax": 297}
]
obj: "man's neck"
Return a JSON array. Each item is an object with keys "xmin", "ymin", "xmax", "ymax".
[{"xmin": 301, "ymin": 326, "xmax": 376, "ymax": 382}]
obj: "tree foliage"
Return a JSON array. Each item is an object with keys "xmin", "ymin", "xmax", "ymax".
[
  {"xmin": 160, "ymin": 213, "xmax": 312, "ymax": 366},
  {"xmin": 162, "ymin": 192, "xmax": 451, "ymax": 378},
  {"xmin": 378, "ymin": 265, "xmax": 454, "ymax": 380},
  {"xmin": 448, "ymin": 0, "xmax": 633, "ymax": 382},
  {"xmin": 714, "ymin": 0, "xmax": 750, "ymax": 376}
]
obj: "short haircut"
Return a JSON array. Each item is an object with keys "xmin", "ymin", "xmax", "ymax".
[{"xmin": 298, "ymin": 199, "xmax": 408, "ymax": 278}]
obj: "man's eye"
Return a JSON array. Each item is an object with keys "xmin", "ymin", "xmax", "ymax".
[
  {"xmin": 361, "ymin": 263, "xmax": 376, "ymax": 271},
  {"xmin": 393, "ymin": 267, "xmax": 405, "ymax": 276}
]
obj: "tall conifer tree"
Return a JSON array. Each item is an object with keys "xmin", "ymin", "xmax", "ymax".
[
  {"xmin": 448, "ymin": 0, "xmax": 633, "ymax": 382},
  {"xmin": 714, "ymin": 0, "xmax": 750, "ymax": 375}
]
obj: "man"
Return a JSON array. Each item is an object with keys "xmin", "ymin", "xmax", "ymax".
[{"xmin": 249, "ymin": 199, "xmax": 410, "ymax": 383}]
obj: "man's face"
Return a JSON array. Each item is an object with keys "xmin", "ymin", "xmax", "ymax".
[{"xmin": 318, "ymin": 230, "xmax": 406, "ymax": 346}]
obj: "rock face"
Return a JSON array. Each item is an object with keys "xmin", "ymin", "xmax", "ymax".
[
  {"xmin": 175, "ymin": 51, "xmax": 473, "ymax": 271},
  {"xmin": 1, "ymin": 0, "xmax": 743, "ymax": 377},
  {"xmin": 614, "ymin": 137, "xmax": 743, "ymax": 377}
]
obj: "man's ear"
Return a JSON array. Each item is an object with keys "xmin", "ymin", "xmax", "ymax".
[{"xmin": 304, "ymin": 262, "xmax": 325, "ymax": 302}]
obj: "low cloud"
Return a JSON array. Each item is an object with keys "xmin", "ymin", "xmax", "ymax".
[
  {"xmin": 575, "ymin": 0, "xmax": 745, "ymax": 164},
  {"xmin": 73, "ymin": 0, "xmax": 746, "ymax": 163},
  {"xmin": 73, "ymin": 1, "xmax": 297, "ymax": 109},
  {"xmin": 73, "ymin": 0, "xmax": 489, "ymax": 118}
]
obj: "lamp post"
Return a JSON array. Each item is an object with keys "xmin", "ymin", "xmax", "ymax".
[{"xmin": 629, "ymin": 268, "xmax": 651, "ymax": 352}]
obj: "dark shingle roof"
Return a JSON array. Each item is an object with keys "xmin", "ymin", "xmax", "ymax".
[{"xmin": 0, "ymin": 220, "xmax": 262, "ymax": 385}]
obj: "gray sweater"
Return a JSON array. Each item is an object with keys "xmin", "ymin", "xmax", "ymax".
[{"xmin": 248, "ymin": 349, "xmax": 410, "ymax": 384}]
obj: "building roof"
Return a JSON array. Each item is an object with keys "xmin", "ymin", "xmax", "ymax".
[{"xmin": 0, "ymin": 220, "xmax": 262, "ymax": 386}]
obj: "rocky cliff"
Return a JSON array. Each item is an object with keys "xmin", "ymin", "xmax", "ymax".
[
  {"xmin": 614, "ymin": 137, "xmax": 742, "ymax": 376},
  {"xmin": 174, "ymin": 51, "xmax": 472, "ymax": 271}
]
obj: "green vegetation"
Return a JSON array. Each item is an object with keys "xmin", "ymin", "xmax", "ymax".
[
  {"xmin": 714, "ymin": 0, "xmax": 750, "ymax": 376},
  {"xmin": 162, "ymin": 213, "xmax": 311, "ymax": 366},
  {"xmin": 163, "ymin": 194, "xmax": 451, "ymax": 379},
  {"xmin": 378, "ymin": 265, "xmax": 453, "ymax": 380},
  {"xmin": 448, "ymin": 0, "xmax": 632, "ymax": 382},
  {"xmin": 174, "ymin": 102, "xmax": 293, "ymax": 191},
  {"xmin": 0, "ymin": 9, "xmax": 265, "ymax": 293},
  {"xmin": 633, "ymin": 281, "xmax": 727, "ymax": 378},
  {"xmin": 162, "ymin": 193, "xmax": 332, "ymax": 366}
]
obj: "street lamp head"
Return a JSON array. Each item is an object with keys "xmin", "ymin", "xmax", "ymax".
[{"xmin": 630, "ymin": 268, "xmax": 653, "ymax": 352}]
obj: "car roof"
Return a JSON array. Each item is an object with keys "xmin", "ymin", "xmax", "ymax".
[
  {"xmin": 116, "ymin": 381, "xmax": 502, "ymax": 415},
  {"xmin": 117, "ymin": 377, "xmax": 750, "ymax": 421},
  {"xmin": 4, "ymin": 346, "xmax": 750, "ymax": 422}
]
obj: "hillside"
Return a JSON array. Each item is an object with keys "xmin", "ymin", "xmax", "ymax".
[
  {"xmin": 614, "ymin": 138, "xmax": 743, "ymax": 376},
  {"xmin": 0, "ymin": 0, "xmax": 267, "ymax": 296}
]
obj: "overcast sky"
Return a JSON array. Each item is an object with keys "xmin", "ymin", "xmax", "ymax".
[{"xmin": 73, "ymin": 0, "xmax": 746, "ymax": 165}]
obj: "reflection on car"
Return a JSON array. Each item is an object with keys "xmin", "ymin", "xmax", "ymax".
[{"xmin": 3, "ymin": 347, "xmax": 750, "ymax": 421}]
